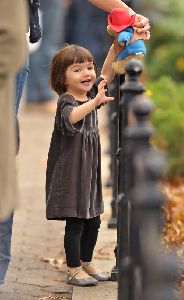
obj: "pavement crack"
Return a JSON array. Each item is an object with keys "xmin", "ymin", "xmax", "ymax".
[
  {"xmin": 0, "ymin": 291, "xmax": 39, "ymax": 298},
  {"xmin": 17, "ymin": 282, "xmax": 50, "ymax": 288}
]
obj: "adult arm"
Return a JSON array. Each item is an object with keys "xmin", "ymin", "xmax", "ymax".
[{"xmin": 88, "ymin": 0, "xmax": 134, "ymax": 14}]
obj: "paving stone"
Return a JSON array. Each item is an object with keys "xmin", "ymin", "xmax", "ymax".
[
  {"xmin": 72, "ymin": 281, "xmax": 117, "ymax": 300},
  {"xmin": 2, "ymin": 106, "xmax": 116, "ymax": 300}
]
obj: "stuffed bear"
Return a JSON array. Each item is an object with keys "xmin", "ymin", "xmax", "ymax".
[{"xmin": 107, "ymin": 8, "xmax": 147, "ymax": 75}]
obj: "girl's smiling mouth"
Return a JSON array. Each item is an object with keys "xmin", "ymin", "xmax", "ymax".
[{"xmin": 81, "ymin": 79, "xmax": 92, "ymax": 85}]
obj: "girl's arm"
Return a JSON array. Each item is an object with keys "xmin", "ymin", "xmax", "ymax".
[
  {"xmin": 88, "ymin": 0, "xmax": 150, "ymax": 34},
  {"xmin": 70, "ymin": 81, "xmax": 114, "ymax": 124},
  {"xmin": 70, "ymin": 46, "xmax": 117, "ymax": 124},
  {"xmin": 101, "ymin": 44, "xmax": 117, "ymax": 84}
]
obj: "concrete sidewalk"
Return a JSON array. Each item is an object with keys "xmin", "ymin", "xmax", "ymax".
[{"xmin": 0, "ymin": 105, "xmax": 117, "ymax": 300}]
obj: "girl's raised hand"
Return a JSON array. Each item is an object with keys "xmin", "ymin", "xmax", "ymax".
[{"xmin": 94, "ymin": 79, "xmax": 114, "ymax": 106}]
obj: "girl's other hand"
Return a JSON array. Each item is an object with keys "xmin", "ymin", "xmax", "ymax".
[{"xmin": 94, "ymin": 79, "xmax": 114, "ymax": 106}]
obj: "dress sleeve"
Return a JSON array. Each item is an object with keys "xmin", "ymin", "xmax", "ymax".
[{"xmin": 56, "ymin": 95, "xmax": 84, "ymax": 135}]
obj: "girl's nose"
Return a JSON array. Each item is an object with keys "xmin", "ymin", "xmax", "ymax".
[{"xmin": 83, "ymin": 68, "xmax": 90, "ymax": 76}]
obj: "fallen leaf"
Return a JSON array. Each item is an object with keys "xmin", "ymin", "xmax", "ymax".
[
  {"xmin": 162, "ymin": 180, "xmax": 184, "ymax": 247},
  {"xmin": 40, "ymin": 257, "xmax": 65, "ymax": 269}
]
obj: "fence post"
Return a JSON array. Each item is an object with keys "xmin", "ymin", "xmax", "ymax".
[
  {"xmin": 108, "ymin": 75, "xmax": 122, "ymax": 229},
  {"xmin": 132, "ymin": 147, "xmax": 179, "ymax": 300},
  {"xmin": 130, "ymin": 97, "xmax": 179, "ymax": 300},
  {"xmin": 118, "ymin": 64, "xmax": 179, "ymax": 300},
  {"xmin": 108, "ymin": 0, "xmax": 136, "ymax": 280},
  {"xmin": 109, "ymin": 74, "xmax": 125, "ymax": 281},
  {"xmin": 120, "ymin": 96, "xmax": 154, "ymax": 300},
  {"xmin": 107, "ymin": 0, "xmax": 135, "ymax": 230},
  {"xmin": 117, "ymin": 59, "xmax": 145, "ymax": 296}
]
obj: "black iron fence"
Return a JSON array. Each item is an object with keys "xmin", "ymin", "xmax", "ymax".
[{"xmin": 107, "ymin": 59, "xmax": 179, "ymax": 300}]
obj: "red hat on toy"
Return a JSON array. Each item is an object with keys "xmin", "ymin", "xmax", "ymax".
[{"xmin": 108, "ymin": 8, "xmax": 136, "ymax": 32}]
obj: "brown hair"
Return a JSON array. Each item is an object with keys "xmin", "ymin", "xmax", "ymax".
[{"xmin": 49, "ymin": 44, "xmax": 97, "ymax": 95}]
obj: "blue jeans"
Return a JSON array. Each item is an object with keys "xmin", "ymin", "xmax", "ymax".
[
  {"xmin": 0, "ymin": 63, "xmax": 29, "ymax": 284},
  {"xmin": 26, "ymin": 0, "xmax": 64, "ymax": 103},
  {"xmin": 0, "ymin": 213, "xmax": 14, "ymax": 284},
  {"xmin": 15, "ymin": 61, "xmax": 29, "ymax": 114}
]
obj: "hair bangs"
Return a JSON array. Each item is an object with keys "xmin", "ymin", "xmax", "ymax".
[{"xmin": 73, "ymin": 47, "xmax": 94, "ymax": 65}]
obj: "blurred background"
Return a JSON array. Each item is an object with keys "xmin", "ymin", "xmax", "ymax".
[
  {"xmin": 25, "ymin": 0, "xmax": 184, "ymax": 179},
  {"xmin": 24, "ymin": 0, "xmax": 184, "ymax": 250},
  {"xmin": 1, "ymin": 1, "xmax": 183, "ymax": 298}
]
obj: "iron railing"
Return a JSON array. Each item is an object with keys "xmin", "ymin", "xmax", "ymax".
[{"xmin": 107, "ymin": 59, "xmax": 179, "ymax": 300}]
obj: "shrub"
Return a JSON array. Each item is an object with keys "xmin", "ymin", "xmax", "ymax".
[
  {"xmin": 146, "ymin": 76, "xmax": 184, "ymax": 178},
  {"xmin": 146, "ymin": 42, "xmax": 184, "ymax": 82}
]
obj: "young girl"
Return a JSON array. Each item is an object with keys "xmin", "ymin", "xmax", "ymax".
[{"xmin": 46, "ymin": 44, "xmax": 116, "ymax": 287}]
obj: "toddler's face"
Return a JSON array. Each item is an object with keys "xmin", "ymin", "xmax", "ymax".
[{"xmin": 65, "ymin": 61, "xmax": 96, "ymax": 96}]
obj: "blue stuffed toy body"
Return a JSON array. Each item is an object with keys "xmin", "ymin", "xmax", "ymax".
[
  {"xmin": 118, "ymin": 27, "xmax": 146, "ymax": 61},
  {"xmin": 107, "ymin": 8, "xmax": 148, "ymax": 74}
]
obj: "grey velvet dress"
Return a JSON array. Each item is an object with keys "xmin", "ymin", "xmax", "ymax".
[{"xmin": 46, "ymin": 93, "xmax": 104, "ymax": 220}]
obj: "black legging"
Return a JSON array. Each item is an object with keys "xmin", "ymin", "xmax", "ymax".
[{"xmin": 64, "ymin": 216, "xmax": 101, "ymax": 267}]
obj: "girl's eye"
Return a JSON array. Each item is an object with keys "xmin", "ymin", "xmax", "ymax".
[
  {"xmin": 74, "ymin": 69, "xmax": 80, "ymax": 72},
  {"xmin": 88, "ymin": 66, "xmax": 94, "ymax": 70}
]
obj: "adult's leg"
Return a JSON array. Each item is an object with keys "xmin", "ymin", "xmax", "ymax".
[
  {"xmin": 80, "ymin": 216, "xmax": 101, "ymax": 262},
  {"xmin": 64, "ymin": 218, "xmax": 85, "ymax": 267},
  {"xmin": 0, "ymin": 64, "xmax": 28, "ymax": 284}
]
